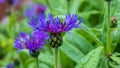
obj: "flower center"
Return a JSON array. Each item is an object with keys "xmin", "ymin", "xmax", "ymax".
[{"xmin": 49, "ymin": 33, "xmax": 63, "ymax": 48}]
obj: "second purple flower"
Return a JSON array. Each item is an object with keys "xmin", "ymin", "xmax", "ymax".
[{"xmin": 14, "ymin": 31, "xmax": 48, "ymax": 57}]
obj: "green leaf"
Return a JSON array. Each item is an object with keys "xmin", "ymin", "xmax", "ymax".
[
  {"xmin": 111, "ymin": 0, "xmax": 119, "ymax": 16},
  {"xmin": 24, "ymin": 58, "xmax": 35, "ymax": 68},
  {"xmin": 109, "ymin": 55, "xmax": 120, "ymax": 68},
  {"xmin": 76, "ymin": 24, "xmax": 103, "ymax": 47},
  {"xmin": 75, "ymin": 47, "xmax": 103, "ymax": 68},
  {"xmin": 39, "ymin": 53, "xmax": 54, "ymax": 67},
  {"xmin": 60, "ymin": 50, "xmax": 76, "ymax": 68},
  {"xmin": 98, "ymin": 57, "xmax": 109, "ymax": 68},
  {"xmin": 61, "ymin": 23, "xmax": 99, "ymax": 63},
  {"xmin": 110, "ymin": 55, "xmax": 120, "ymax": 64},
  {"xmin": 64, "ymin": 30, "xmax": 94, "ymax": 54},
  {"xmin": 69, "ymin": 0, "xmax": 84, "ymax": 13},
  {"xmin": 111, "ymin": 29, "xmax": 120, "ymax": 53},
  {"xmin": 61, "ymin": 41, "xmax": 85, "ymax": 63}
]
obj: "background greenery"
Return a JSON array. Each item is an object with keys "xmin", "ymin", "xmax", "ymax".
[{"xmin": 0, "ymin": 0, "xmax": 120, "ymax": 68}]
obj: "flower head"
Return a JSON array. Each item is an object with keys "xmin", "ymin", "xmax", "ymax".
[
  {"xmin": 29, "ymin": 14, "xmax": 82, "ymax": 47},
  {"xmin": 14, "ymin": 31, "xmax": 48, "ymax": 57},
  {"xmin": 29, "ymin": 14, "xmax": 82, "ymax": 33},
  {"xmin": 24, "ymin": 3, "xmax": 47, "ymax": 18}
]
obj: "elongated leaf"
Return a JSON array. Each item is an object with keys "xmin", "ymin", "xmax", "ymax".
[
  {"xmin": 60, "ymin": 50, "xmax": 76, "ymax": 68},
  {"xmin": 75, "ymin": 47, "xmax": 103, "ymax": 68},
  {"xmin": 70, "ymin": 0, "xmax": 84, "ymax": 13},
  {"xmin": 111, "ymin": 56, "xmax": 120, "ymax": 64},
  {"xmin": 61, "ymin": 23, "xmax": 99, "ymax": 63},
  {"xmin": 64, "ymin": 30, "xmax": 94, "ymax": 54},
  {"xmin": 61, "ymin": 41, "xmax": 85, "ymax": 63},
  {"xmin": 76, "ymin": 24, "xmax": 103, "ymax": 46}
]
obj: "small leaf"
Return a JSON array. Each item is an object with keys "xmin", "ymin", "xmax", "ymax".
[{"xmin": 110, "ymin": 56, "xmax": 120, "ymax": 64}]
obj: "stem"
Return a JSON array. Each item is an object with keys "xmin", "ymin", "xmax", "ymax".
[
  {"xmin": 67, "ymin": 0, "xmax": 70, "ymax": 13},
  {"xmin": 36, "ymin": 56, "xmax": 39, "ymax": 68},
  {"xmin": 54, "ymin": 47, "xmax": 59, "ymax": 68},
  {"xmin": 106, "ymin": 1, "xmax": 111, "ymax": 54}
]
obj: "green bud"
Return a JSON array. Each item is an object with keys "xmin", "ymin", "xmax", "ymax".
[
  {"xmin": 111, "ymin": 16, "xmax": 117, "ymax": 28},
  {"xmin": 49, "ymin": 33, "xmax": 63, "ymax": 48}
]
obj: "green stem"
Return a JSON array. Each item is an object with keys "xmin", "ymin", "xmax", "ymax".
[
  {"xmin": 36, "ymin": 56, "xmax": 39, "ymax": 68},
  {"xmin": 54, "ymin": 47, "xmax": 59, "ymax": 68},
  {"xmin": 106, "ymin": 1, "xmax": 111, "ymax": 54},
  {"xmin": 67, "ymin": 0, "xmax": 70, "ymax": 13}
]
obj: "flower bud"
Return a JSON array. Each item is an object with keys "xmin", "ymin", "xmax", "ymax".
[{"xmin": 111, "ymin": 16, "xmax": 117, "ymax": 28}]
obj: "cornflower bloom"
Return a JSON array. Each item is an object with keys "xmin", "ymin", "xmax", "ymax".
[
  {"xmin": 28, "ymin": 14, "xmax": 82, "ymax": 68},
  {"xmin": 14, "ymin": 31, "xmax": 48, "ymax": 57},
  {"xmin": 14, "ymin": 31, "xmax": 48, "ymax": 68},
  {"xmin": 29, "ymin": 14, "xmax": 82, "ymax": 47},
  {"xmin": 24, "ymin": 3, "xmax": 47, "ymax": 18}
]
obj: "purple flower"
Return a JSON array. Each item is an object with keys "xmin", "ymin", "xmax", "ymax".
[
  {"xmin": 0, "ymin": 0, "xmax": 20, "ymax": 6},
  {"xmin": 6, "ymin": 63, "xmax": 15, "ymax": 68},
  {"xmin": 24, "ymin": 3, "xmax": 47, "ymax": 18},
  {"xmin": 14, "ymin": 31, "xmax": 48, "ymax": 56},
  {"xmin": 28, "ymin": 14, "xmax": 82, "ymax": 47},
  {"xmin": 29, "ymin": 14, "xmax": 82, "ymax": 33}
]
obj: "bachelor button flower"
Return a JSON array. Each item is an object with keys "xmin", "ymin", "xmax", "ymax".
[
  {"xmin": 14, "ymin": 31, "xmax": 48, "ymax": 57},
  {"xmin": 0, "ymin": 0, "xmax": 20, "ymax": 6},
  {"xmin": 29, "ymin": 14, "xmax": 82, "ymax": 47},
  {"xmin": 24, "ymin": 3, "xmax": 47, "ymax": 18}
]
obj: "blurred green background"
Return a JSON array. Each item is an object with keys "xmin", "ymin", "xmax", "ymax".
[{"xmin": 0, "ymin": 0, "xmax": 120, "ymax": 68}]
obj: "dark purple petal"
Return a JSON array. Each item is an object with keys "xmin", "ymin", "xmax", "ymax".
[
  {"xmin": 28, "ymin": 14, "xmax": 82, "ymax": 33},
  {"xmin": 19, "ymin": 32, "xmax": 28, "ymax": 40},
  {"xmin": 14, "ymin": 31, "xmax": 47, "ymax": 52},
  {"xmin": 48, "ymin": 14, "xmax": 53, "ymax": 21}
]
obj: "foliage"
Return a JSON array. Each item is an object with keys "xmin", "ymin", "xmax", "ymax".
[{"xmin": 0, "ymin": 0, "xmax": 120, "ymax": 68}]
